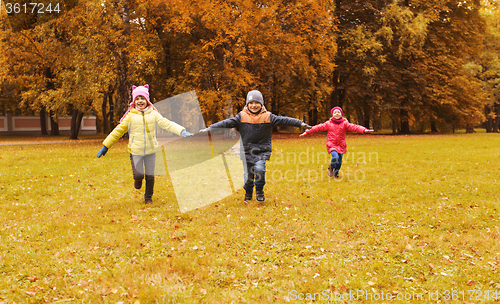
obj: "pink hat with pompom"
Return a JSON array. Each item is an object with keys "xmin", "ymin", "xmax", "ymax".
[{"xmin": 120, "ymin": 85, "xmax": 157, "ymax": 122}]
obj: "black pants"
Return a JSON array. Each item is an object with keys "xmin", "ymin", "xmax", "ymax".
[{"xmin": 130, "ymin": 153, "xmax": 156, "ymax": 200}]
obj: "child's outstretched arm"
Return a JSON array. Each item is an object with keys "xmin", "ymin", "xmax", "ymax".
[
  {"xmin": 155, "ymin": 112, "xmax": 190, "ymax": 137},
  {"xmin": 270, "ymin": 114, "xmax": 311, "ymax": 128},
  {"xmin": 98, "ymin": 115, "xmax": 132, "ymax": 157},
  {"xmin": 346, "ymin": 122, "xmax": 374, "ymax": 134},
  {"xmin": 299, "ymin": 122, "xmax": 328, "ymax": 137},
  {"xmin": 200, "ymin": 113, "xmax": 242, "ymax": 132}
]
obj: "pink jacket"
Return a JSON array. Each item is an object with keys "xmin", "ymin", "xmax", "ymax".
[{"xmin": 305, "ymin": 119, "xmax": 367, "ymax": 154}]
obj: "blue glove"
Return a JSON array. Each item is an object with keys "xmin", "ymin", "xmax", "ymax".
[
  {"xmin": 181, "ymin": 130, "xmax": 194, "ymax": 138},
  {"xmin": 96, "ymin": 146, "xmax": 108, "ymax": 158}
]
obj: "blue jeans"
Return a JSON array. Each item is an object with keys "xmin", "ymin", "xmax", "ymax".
[
  {"xmin": 243, "ymin": 160, "xmax": 266, "ymax": 192},
  {"xmin": 330, "ymin": 151, "xmax": 343, "ymax": 176}
]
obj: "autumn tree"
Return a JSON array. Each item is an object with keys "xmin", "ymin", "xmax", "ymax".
[
  {"xmin": 332, "ymin": 0, "xmax": 488, "ymax": 133},
  {"xmin": 475, "ymin": 1, "xmax": 500, "ymax": 132},
  {"xmin": 134, "ymin": 0, "xmax": 336, "ymax": 126},
  {"xmin": 0, "ymin": 0, "xmax": 80, "ymax": 135}
]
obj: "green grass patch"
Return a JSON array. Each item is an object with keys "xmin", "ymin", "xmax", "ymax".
[{"xmin": 0, "ymin": 133, "xmax": 499, "ymax": 303}]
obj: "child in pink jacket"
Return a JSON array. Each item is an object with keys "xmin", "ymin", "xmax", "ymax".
[{"xmin": 300, "ymin": 107, "xmax": 373, "ymax": 178}]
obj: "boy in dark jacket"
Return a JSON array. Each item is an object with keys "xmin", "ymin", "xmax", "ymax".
[{"xmin": 200, "ymin": 90, "xmax": 310, "ymax": 202}]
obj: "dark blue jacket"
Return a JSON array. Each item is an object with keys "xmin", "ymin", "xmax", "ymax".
[{"xmin": 210, "ymin": 106, "xmax": 303, "ymax": 163}]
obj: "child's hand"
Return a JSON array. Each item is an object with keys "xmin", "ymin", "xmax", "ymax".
[
  {"xmin": 299, "ymin": 131, "xmax": 308, "ymax": 137},
  {"xmin": 181, "ymin": 130, "xmax": 194, "ymax": 138},
  {"xmin": 96, "ymin": 146, "xmax": 108, "ymax": 158},
  {"xmin": 365, "ymin": 129, "xmax": 374, "ymax": 133}
]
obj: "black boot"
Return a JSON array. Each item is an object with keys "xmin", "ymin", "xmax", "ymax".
[
  {"xmin": 144, "ymin": 175, "xmax": 154, "ymax": 204},
  {"xmin": 134, "ymin": 178, "xmax": 143, "ymax": 189},
  {"xmin": 255, "ymin": 189, "xmax": 265, "ymax": 202},
  {"xmin": 244, "ymin": 191, "xmax": 253, "ymax": 201}
]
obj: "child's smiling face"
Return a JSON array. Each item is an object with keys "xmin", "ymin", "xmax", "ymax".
[
  {"xmin": 134, "ymin": 96, "xmax": 148, "ymax": 110},
  {"xmin": 248, "ymin": 101, "xmax": 262, "ymax": 113},
  {"xmin": 332, "ymin": 109, "xmax": 342, "ymax": 120}
]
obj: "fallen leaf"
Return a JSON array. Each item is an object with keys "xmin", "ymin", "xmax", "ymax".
[
  {"xmin": 467, "ymin": 280, "xmax": 476, "ymax": 286},
  {"xmin": 25, "ymin": 290, "xmax": 36, "ymax": 296},
  {"xmin": 200, "ymin": 288, "xmax": 207, "ymax": 295}
]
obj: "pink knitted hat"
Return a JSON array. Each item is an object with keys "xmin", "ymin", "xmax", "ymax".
[
  {"xmin": 331, "ymin": 107, "xmax": 343, "ymax": 116},
  {"xmin": 120, "ymin": 85, "xmax": 157, "ymax": 122},
  {"xmin": 132, "ymin": 85, "xmax": 150, "ymax": 103}
]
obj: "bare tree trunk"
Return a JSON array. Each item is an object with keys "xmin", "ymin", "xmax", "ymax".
[
  {"xmin": 108, "ymin": 93, "xmax": 115, "ymax": 129},
  {"xmin": 49, "ymin": 111, "xmax": 59, "ymax": 136},
  {"xmin": 40, "ymin": 106, "xmax": 48, "ymax": 135},
  {"xmin": 95, "ymin": 115, "xmax": 102, "ymax": 134},
  {"xmin": 102, "ymin": 93, "xmax": 109, "ymax": 134},
  {"xmin": 308, "ymin": 108, "xmax": 318, "ymax": 126},
  {"xmin": 465, "ymin": 125, "xmax": 476, "ymax": 133},
  {"xmin": 44, "ymin": 67, "xmax": 57, "ymax": 136},
  {"xmin": 400, "ymin": 109, "xmax": 410, "ymax": 134},
  {"xmin": 430, "ymin": 119, "xmax": 438, "ymax": 132},
  {"xmin": 363, "ymin": 108, "xmax": 370, "ymax": 129},
  {"xmin": 355, "ymin": 108, "xmax": 364, "ymax": 126},
  {"xmin": 493, "ymin": 103, "xmax": 500, "ymax": 133},
  {"xmin": 69, "ymin": 109, "xmax": 83, "ymax": 139},
  {"xmin": 485, "ymin": 104, "xmax": 492, "ymax": 132},
  {"xmin": 373, "ymin": 112, "xmax": 381, "ymax": 132}
]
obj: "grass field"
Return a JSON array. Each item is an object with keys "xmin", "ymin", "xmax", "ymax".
[{"xmin": 0, "ymin": 133, "xmax": 499, "ymax": 303}]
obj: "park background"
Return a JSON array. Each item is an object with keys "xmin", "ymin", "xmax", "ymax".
[
  {"xmin": 0, "ymin": 0, "xmax": 499, "ymax": 137},
  {"xmin": 1, "ymin": 1, "xmax": 500, "ymax": 303}
]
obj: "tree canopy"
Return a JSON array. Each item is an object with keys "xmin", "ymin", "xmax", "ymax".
[{"xmin": 1, "ymin": 0, "xmax": 499, "ymax": 136}]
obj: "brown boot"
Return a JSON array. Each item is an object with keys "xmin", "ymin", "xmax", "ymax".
[{"xmin": 327, "ymin": 166, "xmax": 333, "ymax": 177}]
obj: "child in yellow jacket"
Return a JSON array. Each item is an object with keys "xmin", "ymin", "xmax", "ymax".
[{"xmin": 96, "ymin": 85, "xmax": 193, "ymax": 204}]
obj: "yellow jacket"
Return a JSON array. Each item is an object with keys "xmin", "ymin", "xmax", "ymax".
[{"xmin": 103, "ymin": 107, "xmax": 185, "ymax": 155}]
